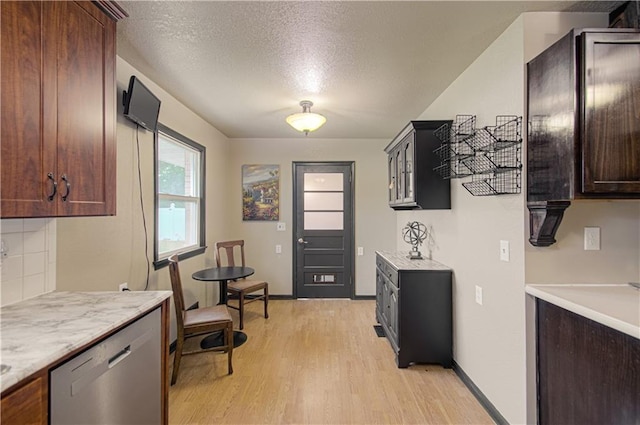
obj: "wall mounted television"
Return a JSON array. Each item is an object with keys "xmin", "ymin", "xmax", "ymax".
[{"xmin": 123, "ymin": 76, "xmax": 161, "ymax": 132}]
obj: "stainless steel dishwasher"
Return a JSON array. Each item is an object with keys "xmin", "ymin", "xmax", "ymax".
[{"xmin": 50, "ymin": 308, "xmax": 162, "ymax": 425}]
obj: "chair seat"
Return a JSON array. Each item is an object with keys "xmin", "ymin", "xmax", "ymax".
[
  {"xmin": 184, "ymin": 304, "xmax": 232, "ymax": 327},
  {"xmin": 228, "ymin": 279, "xmax": 267, "ymax": 293}
]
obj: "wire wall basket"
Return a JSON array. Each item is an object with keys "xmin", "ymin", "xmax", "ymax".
[
  {"xmin": 462, "ymin": 168, "xmax": 522, "ymax": 196},
  {"xmin": 433, "ymin": 115, "xmax": 476, "ymax": 179},
  {"xmin": 434, "ymin": 115, "xmax": 523, "ymax": 196}
]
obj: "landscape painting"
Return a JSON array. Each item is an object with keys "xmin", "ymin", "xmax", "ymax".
[{"xmin": 242, "ymin": 164, "xmax": 280, "ymax": 221}]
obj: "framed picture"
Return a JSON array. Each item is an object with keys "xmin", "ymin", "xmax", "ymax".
[{"xmin": 242, "ymin": 164, "xmax": 280, "ymax": 221}]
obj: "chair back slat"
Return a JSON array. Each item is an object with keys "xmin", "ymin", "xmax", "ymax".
[
  {"xmin": 215, "ymin": 240, "xmax": 247, "ymax": 268},
  {"xmin": 168, "ymin": 254, "xmax": 185, "ymax": 329},
  {"xmin": 213, "ymin": 239, "xmax": 268, "ymax": 330}
]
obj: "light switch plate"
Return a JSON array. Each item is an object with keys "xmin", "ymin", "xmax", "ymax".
[
  {"xmin": 584, "ymin": 227, "xmax": 600, "ymax": 250},
  {"xmin": 276, "ymin": 222, "xmax": 286, "ymax": 231},
  {"xmin": 275, "ymin": 244, "xmax": 282, "ymax": 254},
  {"xmin": 357, "ymin": 247, "xmax": 364, "ymax": 256},
  {"xmin": 500, "ymin": 240, "xmax": 510, "ymax": 262},
  {"xmin": 475, "ymin": 285, "xmax": 483, "ymax": 305}
]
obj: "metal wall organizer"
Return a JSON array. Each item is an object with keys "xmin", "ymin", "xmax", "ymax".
[
  {"xmin": 434, "ymin": 115, "xmax": 475, "ymax": 179},
  {"xmin": 434, "ymin": 115, "xmax": 522, "ymax": 196}
]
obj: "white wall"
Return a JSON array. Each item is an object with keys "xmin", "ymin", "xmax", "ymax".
[
  {"xmin": 525, "ymin": 201, "xmax": 640, "ymax": 283},
  {"xmin": 0, "ymin": 219, "xmax": 56, "ymax": 306},
  {"xmin": 228, "ymin": 138, "xmax": 396, "ymax": 296},
  {"xmin": 56, "ymin": 57, "xmax": 231, "ymax": 339},
  {"xmin": 408, "ymin": 16, "xmax": 528, "ymax": 424},
  {"xmin": 395, "ymin": 11, "xmax": 636, "ymax": 425}
]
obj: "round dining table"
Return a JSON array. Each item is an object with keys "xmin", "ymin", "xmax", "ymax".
[
  {"xmin": 191, "ymin": 266, "xmax": 255, "ymax": 349},
  {"xmin": 192, "ymin": 266, "xmax": 255, "ymax": 304}
]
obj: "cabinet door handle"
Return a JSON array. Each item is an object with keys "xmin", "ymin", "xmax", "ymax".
[
  {"xmin": 47, "ymin": 173, "xmax": 57, "ymax": 201},
  {"xmin": 61, "ymin": 174, "xmax": 71, "ymax": 201}
]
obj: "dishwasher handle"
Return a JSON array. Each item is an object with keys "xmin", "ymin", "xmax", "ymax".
[{"xmin": 108, "ymin": 345, "xmax": 131, "ymax": 369}]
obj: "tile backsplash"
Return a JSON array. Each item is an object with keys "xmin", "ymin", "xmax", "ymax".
[{"xmin": 1, "ymin": 219, "xmax": 56, "ymax": 306}]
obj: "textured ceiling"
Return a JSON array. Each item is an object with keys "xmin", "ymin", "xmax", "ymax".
[{"xmin": 117, "ymin": 1, "xmax": 622, "ymax": 139}]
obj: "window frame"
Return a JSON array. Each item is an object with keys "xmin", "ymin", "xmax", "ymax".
[{"xmin": 153, "ymin": 123, "xmax": 206, "ymax": 270}]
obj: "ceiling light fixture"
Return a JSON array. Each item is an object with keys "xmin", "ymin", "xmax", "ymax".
[{"xmin": 286, "ymin": 100, "xmax": 326, "ymax": 135}]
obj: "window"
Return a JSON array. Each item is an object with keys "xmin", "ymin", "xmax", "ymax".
[{"xmin": 154, "ymin": 124, "xmax": 205, "ymax": 269}]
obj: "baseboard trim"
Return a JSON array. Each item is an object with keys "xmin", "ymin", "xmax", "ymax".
[
  {"xmin": 226, "ymin": 294, "xmax": 294, "ymax": 300},
  {"xmin": 452, "ymin": 360, "xmax": 508, "ymax": 425},
  {"xmin": 267, "ymin": 294, "xmax": 294, "ymax": 300},
  {"xmin": 227, "ymin": 295, "xmax": 374, "ymax": 300}
]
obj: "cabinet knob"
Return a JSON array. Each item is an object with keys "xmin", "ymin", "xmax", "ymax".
[{"xmin": 297, "ymin": 238, "xmax": 308, "ymax": 245}]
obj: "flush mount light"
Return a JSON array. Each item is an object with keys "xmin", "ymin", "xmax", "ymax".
[{"xmin": 286, "ymin": 100, "xmax": 326, "ymax": 135}]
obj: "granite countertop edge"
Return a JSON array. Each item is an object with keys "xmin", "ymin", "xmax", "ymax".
[
  {"xmin": 525, "ymin": 284, "xmax": 640, "ymax": 340},
  {"xmin": 0, "ymin": 290, "xmax": 172, "ymax": 394},
  {"xmin": 375, "ymin": 250, "xmax": 452, "ymax": 271}
]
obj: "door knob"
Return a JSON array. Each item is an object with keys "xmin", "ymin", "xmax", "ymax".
[{"xmin": 297, "ymin": 238, "xmax": 308, "ymax": 244}]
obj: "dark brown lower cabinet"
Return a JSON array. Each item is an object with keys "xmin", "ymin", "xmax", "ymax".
[
  {"xmin": 536, "ymin": 299, "xmax": 640, "ymax": 425},
  {"xmin": 0, "ymin": 374, "xmax": 47, "ymax": 425}
]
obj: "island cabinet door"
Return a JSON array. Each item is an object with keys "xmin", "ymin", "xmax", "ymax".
[
  {"xmin": 375, "ymin": 267, "xmax": 384, "ymax": 321},
  {"xmin": 536, "ymin": 299, "xmax": 640, "ymax": 425},
  {"xmin": 0, "ymin": 373, "xmax": 48, "ymax": 425}
]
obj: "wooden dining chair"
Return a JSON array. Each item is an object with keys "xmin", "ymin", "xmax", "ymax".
[
  {"xmin": 168, "ymin": 254, "xmax": 233, "ymax": 385},
  {"xmin": 214, "ymin": 240, "xmax": 269, "ymax": 330}
]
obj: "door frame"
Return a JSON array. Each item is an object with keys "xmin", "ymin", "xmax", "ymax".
[{"xmin": 291, "ymin": 161, "xmax": 355, "ymax": 299}]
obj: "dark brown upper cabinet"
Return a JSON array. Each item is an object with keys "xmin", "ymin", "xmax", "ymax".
[
  {"xmin": 1, "ymin": 1, "xmax": 125, "ymax": 218},
  {"xmin": 385, "ymin": 121, "xmax": 451, "ymax": 210},
  {"xmin": 526, "ymin": 28, "xmax": 640, "ymax": 246}
]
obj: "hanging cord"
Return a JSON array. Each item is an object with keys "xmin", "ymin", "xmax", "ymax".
[{"xmin": 136, "ymin": 124, "xmax": 150, "ymax": 290}]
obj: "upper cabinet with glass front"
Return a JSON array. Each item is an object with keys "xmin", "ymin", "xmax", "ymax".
[{"xmin": 384, "ymin": 121, "xmax": 451, "ymax": 210}]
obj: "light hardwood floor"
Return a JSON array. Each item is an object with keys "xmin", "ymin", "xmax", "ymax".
[{"xmin": 168, "ymin": 299, "xmax": 494, "ymax": 425}]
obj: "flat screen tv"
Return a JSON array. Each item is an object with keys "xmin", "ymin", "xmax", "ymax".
[{"xmin": 123, "ymin": 76, "xmax": 161, "ymax": 131}]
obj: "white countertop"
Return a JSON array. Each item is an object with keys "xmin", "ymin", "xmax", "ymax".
[
  {"xmin": 526, "ymin": 284, "xmax": 640, "ymax": 340},
  {"xmin": 0, "ymin": 290, "xmax": 172, "ymax": 393},
  {"xmin": 376, "ymin": 251, "xmax": 451, "ymax": 271}
]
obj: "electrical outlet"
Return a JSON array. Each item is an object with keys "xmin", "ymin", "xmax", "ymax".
[
  {"xmin": 475, "ymin": 285, "xmax": 483, "ymax": 305},
  {"xmin": 276, "ymin": 222, "xmax": 286, "ymax": 231},
  {"xmin": 500, "ymin": 240, "xmax": 510, "ymax": 262},
  {"xmin": 357, "ymin": 247, "xmax": 364, "ymax": 256},
  {"xmin": 584, "ymin": 227, "xmax": 600, "ymax": 251},
  {"xmin": 275, "ymin": 244, "xmax": 282, "ymax": 254},
  {"xmin": 119, "ymin": 282, "xmax": 128, "ymax": 292}
]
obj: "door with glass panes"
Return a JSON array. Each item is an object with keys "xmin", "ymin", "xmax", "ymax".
[{"xmin": 293, "ymin": 162, "xmax": 354, "ymax": 298}]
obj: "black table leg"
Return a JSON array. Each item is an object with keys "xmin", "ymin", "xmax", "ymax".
[{"xmin": 218, "ymin": 280, "xmax": 228, "ymax": 305}]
